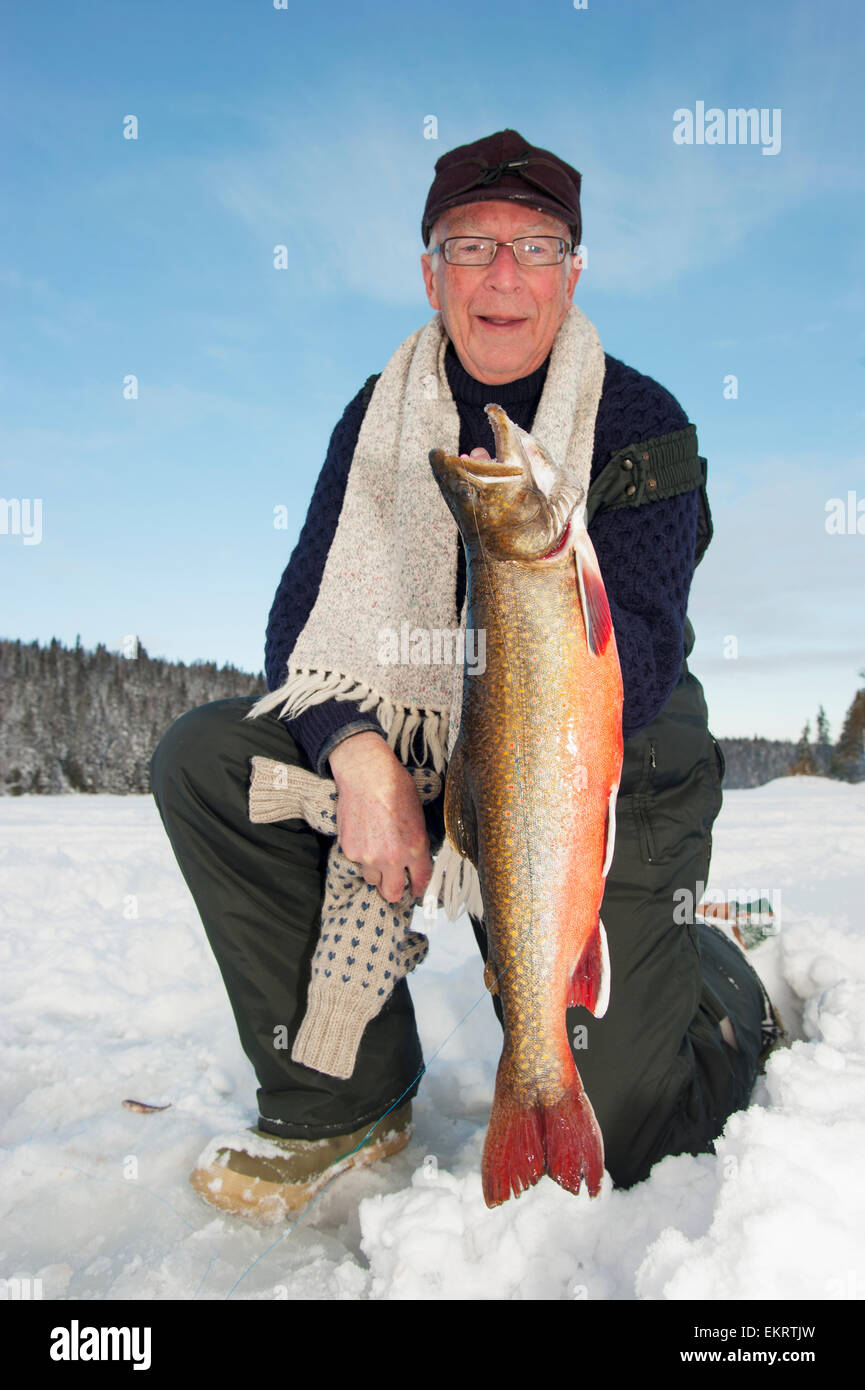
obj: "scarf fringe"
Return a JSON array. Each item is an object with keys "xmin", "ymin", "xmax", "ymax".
[
  {"xmin": 425, "ymin": 838, "xmax": 484, "ymax": 922},
  {"xmin": 247, "ymin": 669, "xmax": 451, "ymax": 774}
]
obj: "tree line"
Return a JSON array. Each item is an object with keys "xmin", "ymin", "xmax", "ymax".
[
  {"xmin": 0, "ymin": 636, "xmax": 266, "ymax": 795},
  {"xmin": 1, "ymin": 638, "xmax": 862, "ymax": 794}
]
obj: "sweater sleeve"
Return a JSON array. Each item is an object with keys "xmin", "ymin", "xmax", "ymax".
[
  {"xmin": 264, "ymin": 384, "xmax": 386, "ymax": 772},
  {"xmin": 589, "ymin": 356, "xmax": 700, "ymax": 739}
]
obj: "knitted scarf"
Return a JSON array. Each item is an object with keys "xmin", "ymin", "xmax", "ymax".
[{"xmin": 249, "ymin": 305, "xmax": 606, "ymax": 768}]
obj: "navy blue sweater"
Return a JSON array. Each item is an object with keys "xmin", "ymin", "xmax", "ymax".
[{"xmin": 265, "ymin": 345, "xmax": 698, "ymax": 772}]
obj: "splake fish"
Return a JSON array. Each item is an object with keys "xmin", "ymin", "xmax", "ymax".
[{"xmin": 429, "ymin": 405, "xmax": 623, "ymax": 1206}]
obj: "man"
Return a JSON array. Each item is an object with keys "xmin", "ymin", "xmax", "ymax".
[{"xmin": 151, "ymin": 130, "xmax": 779, "ymax": 1219}]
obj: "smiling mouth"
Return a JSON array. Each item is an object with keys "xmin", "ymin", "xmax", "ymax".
[{"xmin": 477, "ymin": 316, "xmax": 527, "ymax": 327}]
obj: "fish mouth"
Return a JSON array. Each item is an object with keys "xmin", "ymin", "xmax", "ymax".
[
  {"xmin": 485, "ymin": 405, "xmax": 557, "ymax": 494},
  {"xmin": 485, "ymin": 404, "xmax": 517, "ymax": 463},
  {"xmin": 429, "ymin": 407, "xmax": 583, "ymax": 560},
  {"xmin": 483, "ymin": 405, "xmax": 581, "ymax": 557},
  {"xmin": 458, "ymin": 455, "xmax": 523, "ymax": 485}
]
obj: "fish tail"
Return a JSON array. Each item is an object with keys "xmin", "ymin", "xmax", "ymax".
[
  {"xmin": 481, "ymin": 1068, "xmax": 604, "ymax": 1207},
  {"xmin": 481, "ymin": 1082, "xmax": 545, "ymax": 1208},
  {"xmin": 542, "ymin": 1077, "xmax": 605, "ymax": 1199}
]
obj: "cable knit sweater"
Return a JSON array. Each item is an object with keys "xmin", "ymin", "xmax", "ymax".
[{"xmin": 265, "ymin": 344, "xmax": 698, "ymax": 773}]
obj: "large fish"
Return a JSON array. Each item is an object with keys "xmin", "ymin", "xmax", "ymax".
[{"xmin": 429, "ymin": 406, "xmax": 623, "ymax": 1207}]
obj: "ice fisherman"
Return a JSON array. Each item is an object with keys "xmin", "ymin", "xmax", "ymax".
[{"xmin": 151, "ymin": 129, "xmax": 783, "ymax": 1219}]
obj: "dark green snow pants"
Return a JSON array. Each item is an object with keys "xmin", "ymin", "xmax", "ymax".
[
  {"xmin": 150, "ymin": 697, "xmax": 427, "ymax": 1137},
  {"xmin": 150, "ymin": 678, "xmax": 765, "ymax": 1184}
]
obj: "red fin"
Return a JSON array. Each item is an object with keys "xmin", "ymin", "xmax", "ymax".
[
  {"xmin": 575, "ymin": 534, "xmax": 613, "ymax": 656},
  {"xmin": 482, "ymin": 1082, "xmax": 545, "ymax": 1207},
  {"xmin": 482, "ymin": 1066, "xmax": 604, "ymax": 1207},
  {"xmin": 542, "ymin": 1079, "xmax": 605, "ymax": 1198},
  {"xmin": 567, "ymin": 917, "xmax": 610, "ymax": 1018}
]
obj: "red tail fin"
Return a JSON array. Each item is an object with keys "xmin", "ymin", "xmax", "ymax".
[{"xmin": 481, "ymin": 1067, "xmax": 604, "ymax": 1207}]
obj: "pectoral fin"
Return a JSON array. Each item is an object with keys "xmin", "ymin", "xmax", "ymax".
[
  {"xmin": 574, "ymin": 533, "xmax": 613, "ymax": 656},
  {"xmin": 444, "ymin": 741, "xmax": 478, "ymax": 867},
  {"xmin": 567, "ymin": 917, "xmax": 611, "ymax": 1018}
]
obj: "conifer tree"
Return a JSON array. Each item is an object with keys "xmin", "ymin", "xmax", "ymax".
[
  {"xmin": 789, "ymin": 720, "xmax": 817, "ymax": 776},
  {"xmin": 815, "ymin": 705, "xmax": 832, "ymax": 775},
  {"xmin": 829, "ymin": 677, "xmax": 865, "ymax": 783}
]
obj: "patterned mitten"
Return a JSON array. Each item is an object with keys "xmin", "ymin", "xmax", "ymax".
[{"xmin": 248, "ymin": 757, "xmax": 441, "ymax": 1079}]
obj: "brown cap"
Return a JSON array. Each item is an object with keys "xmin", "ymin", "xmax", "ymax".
[{"xmin": 421, "ymin": 128, "xmax": 581, "ymax": 249}]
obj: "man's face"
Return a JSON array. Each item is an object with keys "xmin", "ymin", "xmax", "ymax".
[{"xmin": 420, "ymin": 200, "xmax": 582, "ymax": 386}]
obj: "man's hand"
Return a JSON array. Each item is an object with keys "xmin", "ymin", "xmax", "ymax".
[{"xmin": 327, "ymin": 732, "xmax": 432, "ymax": 904}]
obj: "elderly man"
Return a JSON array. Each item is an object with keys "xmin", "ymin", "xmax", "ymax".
[{"xmin": 151, "ymin": 130, "xmax": 780, "ymax": 1219}]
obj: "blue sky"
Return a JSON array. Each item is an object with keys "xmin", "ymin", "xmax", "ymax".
[{"xmin": 2, "ymin": 0, "xmax": 863, "ymax": 741}]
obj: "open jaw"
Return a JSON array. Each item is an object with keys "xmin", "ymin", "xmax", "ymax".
[
  {"xmin": 485, "ymin": 405, "xmax": 520, "ymax": 469},
  {"xmin": 459, "ymin": 456, "xmax": 523, "ymax": 484}
]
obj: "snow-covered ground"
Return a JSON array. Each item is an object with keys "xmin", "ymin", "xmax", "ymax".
[{"xmin": 1, "ymin": 778, "xmax": 863, "ymax": 1301}]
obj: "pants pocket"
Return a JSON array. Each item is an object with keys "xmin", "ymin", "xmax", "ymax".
[{"xmin": 620, "ymin": 755, "xmax": 722, "ymax": 868}]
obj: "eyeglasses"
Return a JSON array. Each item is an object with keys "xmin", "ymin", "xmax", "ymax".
[{"xmin": 433, "ymin": 235, "xmax": 570, "ymax": 267}]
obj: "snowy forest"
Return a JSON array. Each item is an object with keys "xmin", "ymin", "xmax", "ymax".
[
  {"xmin": 0, "ymin": 636, "xmax": 266, "ymax": 795},
  {"xmin": 1, "ymin": 636, "xmax": 863, "ymax": 794}
]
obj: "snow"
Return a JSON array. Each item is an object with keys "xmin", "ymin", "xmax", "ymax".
[{"xmin": 1, "ymin": 778, "xmax": 864, "ymax": 1301}]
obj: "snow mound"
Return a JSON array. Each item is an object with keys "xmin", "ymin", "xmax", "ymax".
[{"xmin": 1, "ymin": 780, "xmax": 863, "ymax": 1300}]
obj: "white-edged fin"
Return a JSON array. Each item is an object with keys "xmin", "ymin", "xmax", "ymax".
[
  {"xmin": 594, "ymin": 918, "xmax": 611, "ymax": 1019},
  {"xmin": 568, "ymin": 911, "xmax": 612, "ymax": 1016},
  {"xmin": 601, "ymin": 784, "xmax": 618, "ymax": 878},
  {"xmin": 574, "ymin": 530, "xmax": 614, "ymax": 657}
]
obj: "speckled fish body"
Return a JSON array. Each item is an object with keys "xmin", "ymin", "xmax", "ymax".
[{"xmin": 429, "ymin": 406, "xmax": 623, "ymax": 1207}]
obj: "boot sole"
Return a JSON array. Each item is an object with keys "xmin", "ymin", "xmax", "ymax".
[{"xmin": 189, "ymin": 1122, "xmax": 412, "ymax": 1222}]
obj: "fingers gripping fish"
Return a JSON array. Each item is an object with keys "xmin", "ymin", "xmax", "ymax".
[{"xmin": 429, "ymin": 406, "xmax": 623, "ymax": 1207}]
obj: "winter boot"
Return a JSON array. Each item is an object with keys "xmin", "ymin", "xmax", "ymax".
[
  {"xmin": 189, "ymin": 1102, "xmax": 412, "ymax": 1221},
  {"xmin": 697, "ymin": 917, "xmax": 788, "ymax": 1070}
]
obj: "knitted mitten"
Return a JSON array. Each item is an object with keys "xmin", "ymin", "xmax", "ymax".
[{"xmin": 248, "ymin": 757, "xmax": 441, "ymax": 1079}]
